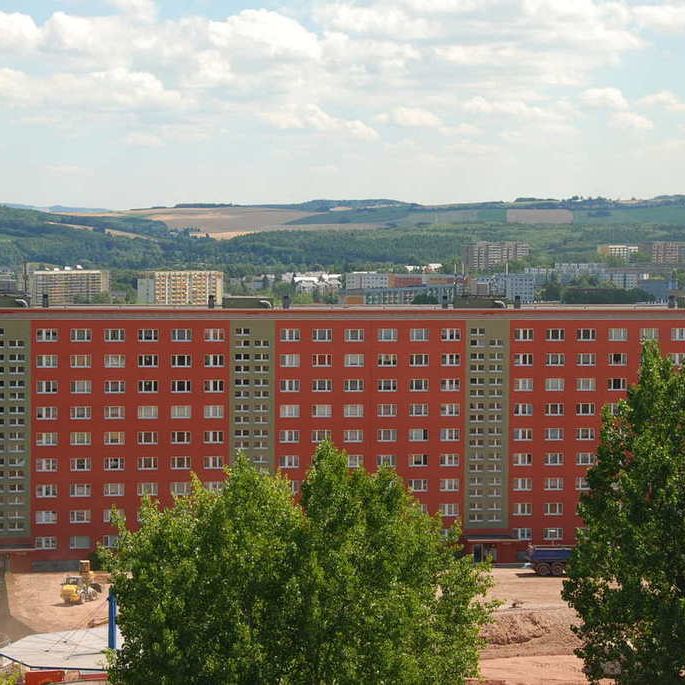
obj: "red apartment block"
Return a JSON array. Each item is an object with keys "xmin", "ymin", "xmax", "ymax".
[{"xmin": 0, "ymin": 305, "xmax": 683, "ymax": 570}]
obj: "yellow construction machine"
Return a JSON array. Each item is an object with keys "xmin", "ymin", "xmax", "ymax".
[{"xmin": 60, "ymin": 560, "xmax": 102, "ymax": 605}]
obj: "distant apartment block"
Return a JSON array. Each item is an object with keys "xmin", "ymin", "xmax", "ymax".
[
  {"xmin": 464, "ymin": 242, "xmax": 530, "ymax": 271},
  {"xmin": 596, "ymin": 244, "xmax": 638, "ymax": 260},
  {"xmin": 648, "ymin": 241, "xmax": 685, "ymax": 265},
  {"xmin": 137, "ymin": 270, "xmax": 224, "ymax": 306},
  {"xmin": 29, "ymin": 267, "xmax": 109, "ymax": 306},
  {"xmin": 0, "ymin": 271, "xmax": 16, "ymax": 293},
  {"xmin": 345, "ymin": 272, "xmax": 391, "ymax": 290},
  {"xmin": 492, "ymin": 273, "xmax": 537, "ymax": 303}
]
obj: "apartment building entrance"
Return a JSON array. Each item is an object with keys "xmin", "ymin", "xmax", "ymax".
[{"xmin": 472, "ymin": 544, "xmax": 497, "ymax": 563}]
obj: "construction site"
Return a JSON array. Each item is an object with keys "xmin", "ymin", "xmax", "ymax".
[{"xmin": 0, "ymin": 566, "xmax": 594, "ymax": 685}]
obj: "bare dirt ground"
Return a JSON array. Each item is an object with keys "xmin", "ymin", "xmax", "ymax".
[
  {"xmin": 3, "ymin": 572, "xmax": 110, "ymax": 636},
  {"xmin": 480, "ymin": 568, "xmax": 594, "ymax": 684}
]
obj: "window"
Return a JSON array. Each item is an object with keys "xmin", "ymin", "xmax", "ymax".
[
  {"xmin": 279, "ymin": 430, "xmax": 300, "ymax": 443},
  {"xmin": 440, "ymin": 403, "xmax": 459, "ymax": 417},
  {"xmin": 576, "ymin": 403, "xmax": 595, "ymax": 416},
  {"xmin": 104, "ymin": 354, "xmax": 126, "ymax": 368},
  {"xmin": 311, "ymin": 404, "xmax": 332, "ymax": 418},
  {"xmin": 70, "ymin": 405, "xmax": 91, "ymax": 420},
  {"xmin": 409, "ymin": 428, "xmax": 429, "ymax": 442},
  {"xmin": 70, "ymin": 328, "xmax": 92, "ymax": 342},
  {"xmin": 203, "ymin": 456, "xmax": 224, "ymax": 469},
  {"xmin": 577, "ymin": 377, "xmax": 596, "ymax": 391},
  {"xmin": 513, "ymin": 453, "xmax": 532, "ymax": 466},
  {"xmin": 70, "ymin": 483, "xmax": 92, "ymax": 497},
  {"xmin": 546, "ymin": 328, "xmax": 565, "ymax": 341},
  {"xmin": 408, "ymin": 479, "xmax": 428, "ymax": 492},
  {"xmin": 36, "ymin": 484, "xmax": 58, "ymax": 498},
  {"xmin": 104, "ymin": 431, "xmax": 125, "ymax": 446},
  {"xmin": 514, "ymin": 378, "xmax": 533, "ymax": 391},
  {"xmin": 311, "ymin": 429, "xmax": 332, "ymax": 443},
  {"xmin": 137, "ymin": 482, "xmax": 159, "ymax": 496},
  {"xmin": 70, "ymin": 509, "xmax": 91, "ymax": 524},
  {"xmin": 378, "ymin": 328, "xmax": 398, "ymax": 342},
  {"xmin": 543, "ymin": 527, "xmax": 563, "ymax": 541},
  {"xmin": 377, "ymin": 403, "xmax": 397, "ymax": 417},
  {"xmin": 607, "ymin": 378, "xmax": 627, "ymax": 391},
  {"xmin": 280, "ymin": 404, "xmax": 300, "ymax": 419},
  {"xmin": 204, "ymin": 354, "xmax": 225, "ymax": 368},
  {"xmin": 545, "ymin": 427, "xmax": 563, "ymax": 441},
  {"xmin": 441, "ymin": 353, "xmax": 460, "ymax": 367},
  {"xmin": 577, "ymin": 328, "xmax": 596, "ymax": 341},
  {"xmin": 410, "ymin": 328, "xmax": 429, "ymax": 342},
  {"xmin": 312, "ymin": 328, "xmax": 332, "ymax": 342},
  {"xmin": 576, "ymin": 427, "xmax": 596, "ymax": 441},
  {"xmin": 608, "ymin": 328, "xmax": 628, "ymax": 342},
  {"xmin": 70, "ymin": 380, "xmax": 91, "ymax": 394},
  {"xmin": 514, "ymin": 353, "xmax": 533, "ymax": 366},
  {"xmin": 546, "ymin": 353, "xmax": 565, "ymax": 367},
  {"xmin": 544, "ymin": 477, "xmax": 564, "ymax": 491},
  {"xmin": 514, "ymin": 527, "xmax": 532, "ymax": 540},
  {"xmin": 279, "ymin": 455, "xmax": 299, "ymax": 469},
  {"xmin": 170, "ymin": 430, "xmax": 191, "ymax": 444},
  {"xmin": 204, "ymin": 328, "xmax": 225, "ymax": 342},
  {"xmin": 345, "ymin": 328, "xmax": 364, "ymax": 342},
  {"xmin": 104, "ymin": 482, "xmax": 124, "ymax": 497},
  {"xmin": 377, "ymin": 379, "xmax": 397, "ymax": 392},
  {"xmin": 171, "ymin": 328, "xmax": 192, "ymax": 342},
  {"xmin": 409, "ymin": 403, "xmax": 428, "ymax": 417},
  {"xmin": 440, "ymin": 378, "xmax": 460, "ymax": 392},
  {"xmin": 409, "ymin": 379, "xmax": 429, "ymax": 392},
  {"xmin": 377, "ymin": 454, "xmax": 396, "ymax": 467},
  {"xmin": 36, "ymin": 406, "xmax": 58, "ymax": 420},
  {"xmin": 103, "ymin": 406, "xmax": 124, "ymax": 420},
  {"xmin": 377, "ymin": 353, "xmax": 397, "ymax": 367},
  {"xmin": 514, "ymin": 328, "xmax": 533, "ymax": 341},
  {"xmin": 36, "ymin": 432, "xmax": 58, "ymax": 446},
  {"xmin": 440, "ymin": 453, "xmax": 460, "ymax": 466},
  {"xmin": 576, "ymin": 476, "xmax": 590, "ymax": 491},
  {"xmin": 138, "ymin": 380, "xmax": 158, "ymax": 393},
  {"xmin": 36, "ymin": 380, "xmax": 58, "ymax": 394},
  {"xmin": 545, "ymin": 452, "xmax": 564, "ymax": 466},
  {"xmin": 103, "ymin": 328, "xmax": 125, "ymax": 343},
  {"xmin": 577, "ymin": 353, "xmax": 596, "ymax": 367},
  {"xmin": 640, "ymin": 327, "xmax": 658, "ymax": 341},
  {"xmin": 545, "ymin": 403, "xmax": 564, "ymax": 416},
  {"xmin": 36, "ymin": 354, "xmax": 58, "ymax": 368},
  {"xmin": 377, "ymin": 429, "xmax": 397, "ymax": 442},
  {"xmin": 441, "ymin": 328, "xmax": 461, "ymax": 341},
  {"xmin": 312, "ymin": 379, "xmax": 332, "ymax": 392},
  {"xmin": 608, "ymin": 352, "xmax": 628, "ymax": 366},
  {"xmin": 171, "ymin": 354, "xmax": 191, "ymax": 368},
  {"xmin": 280, "ymin": 328, "xmax": 300, "ymax": 342},
  {"xmin": 138, "ymin": 328, "xmax": 159, "ymax": 342},
  {"xmin": 513, "ymin": 477, "xmax": 532, "ymax": 491},
  {"xmin": 138, "ymin": 431, "xmax": 159, "ymax": 445},
  {"xmin": 344, "ymin": 354, "xmax": 364, "ymax": 367},
  {"xmin": 138, "ymin": 405, "xmax": 159, "ymax": 420},
  {"xmin": 203, "ymin": 431, "xmax": 224, "ymax": 444},
  {"xmin": 410, "ymin": 453, "xmax": 428, "ymax": 467},
  {"xmin": 344, "ymin": 404, "xmax": 364, "ymax": 418},
  {"xmin": 280, "ymin": 379, "xmax": 300, "ymax": 392},
  {"xmin": 514, "ymin": 403, "xmax": 533, "ymax": 416},
  {"xmin": 410, "ymin": 353, "xmax": 429, "ymax": 367},
  {"xmin": 513, "ymin": 502, "xmax": 532, "ymax": 516},
  {"xmin": 170, "ymin": 405, "xmax": 192, "ymax": 419},
  {"xmin": 344, "ymin": 429, "xmax": 363, "ymax": 443},
  {"xmin": 171, "ymin": 456, "xmax": 191, "ymax": 470},
  {"xmin": 280, "ymin": 354, "xmax": 300, "ymax": 368},
  {"xmin": 440, "ymin": 478, "xmax": 459, "ymax": 491},
  {"xmin": 138, "ymin": 455, "xmax": 159, "ymax": 471},
  {"xmin": 36, "ymin": 328, "xmax": 58, "ymax": 342},
  {"xmin": 576, "ymin": 452, "xmax": 596, "ymax": 466},
  {"xmin": 513, "ymin": 428, "xmax": 533, "ymax": 441},
  {"xmin": 104, "ymin": 457, "xmax": 125, "ymax": 471},
  {"xmin": 172, "ymin": 380, "xmax": 192, "ymax": 393},
  {"xmin": 35, "ymin": 510, "xmax": 57, "ymax": 524},
  {"xmin": 100, "ymin": 381, "xmax": 124, "ymax": 397}
]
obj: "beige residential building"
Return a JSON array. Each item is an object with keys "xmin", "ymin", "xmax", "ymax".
[
  {"xmin": 464, "ymin": 241, "xmax": 530, "ymax": 271},
  {"xmin": 137, "ymin": 270, "xmax": 224, "ymax": 305},
  {"xmin": 29, "ymin": 267, "xmax": 110, "ymax": 306}
]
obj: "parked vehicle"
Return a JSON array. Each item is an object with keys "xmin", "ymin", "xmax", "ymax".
[
  {"xmin": 59, "ymin": 560, "xmax": 102, "ymax": 604},
  {"xmin": 526, "ymin": 545, "xmax": 573, "ymax": 576}
]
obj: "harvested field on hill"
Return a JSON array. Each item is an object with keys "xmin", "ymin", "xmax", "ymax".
[{"xmin": 507, "ymin": 209, "xmax": 573, "ymax": 224}]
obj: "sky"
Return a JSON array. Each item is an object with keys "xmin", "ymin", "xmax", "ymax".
[{"xmin": 1, "ymin": 0, "xmax": 685, "ymax": 208}]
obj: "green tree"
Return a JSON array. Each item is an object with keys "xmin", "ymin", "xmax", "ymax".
[
  {"xmin": 105, "ymin": 444, "xmax": 493, "ymax": 684},
  {"xmin": 562, "ymin": 342, "xmax": 685, "ymax": 684}
]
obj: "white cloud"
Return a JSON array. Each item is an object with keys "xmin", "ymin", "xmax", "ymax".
[
  {"xmin": 43, "ymin": 164, "xmax": 89, "ymax": 176},
  {"xmin": 0, "ymin": 12, "xmax": 41, "ymax": 52},
  {"xmin": 314, "ymin": 4, "xmax": 437, "ymax": 39},
  {"xmin": 610, "ymin": 111, "xmax": 653, "ymax": 131},
  {"xmin": 639, "ymin": 90, "xmax": 685, "ymax": 112},
  {"xmin": 262, "ymin": 104, "xmax": 379, "ymax": 141},
  {"xmin": 383, "ymin": 107, "xmax": 442, "ymax": 128},
  {"xmin": 107, "ymin": 0, "xmax": 157, "ymax": 22},
  {"xmin": 580, "ymin": 87, "xmax": 628, "ymax": 110},
  {"xmin": 633, "ymin": 3, "xmax": 685, "ymax": 33},
  {"xmin": 125, "ymin": 132, "xmax": 164, "ymax": 147}
]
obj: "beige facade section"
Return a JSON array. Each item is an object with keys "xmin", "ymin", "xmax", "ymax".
[
  {"xmin": 30, "ymin": 269, "xmax": 109, "ymax": 306},
  {"xmin": 137, "ymin": 271, "xmax": 224, "ymax": 306}
]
